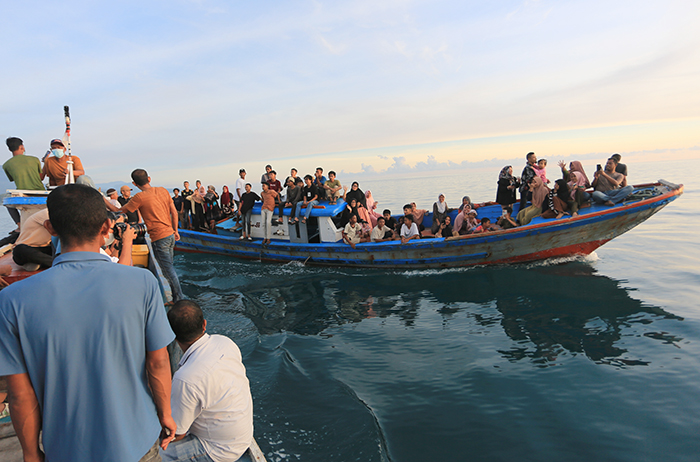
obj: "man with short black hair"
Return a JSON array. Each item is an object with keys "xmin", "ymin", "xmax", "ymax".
[
  {"xmin": 400, "ymin": 214, "xmax": 420, "ymax": 243},
  {"xmin": 324, "ymin": 171, "xmax": 342, "ymax": 205},
  {"xmin": 0, "ymin": 184, "xmax": 176, "ymax": 462},
  {"xmin": 591, "ymin": 157, "xmax": 634, "ymax": 206},
  {"xmin": 610, "ymin": 153, "xmax": 628, "ymax": 187},
  {"xmin": 162, "ymin": 300, "xmax": 254, "ymax": 462},
  {"xmin": 313, "ymin": 167, "xmax": 327, "ymax": 201},
  {"xmin": 4, "ymin": 137, "xmax": 45, "ymax": 230},
  {"xmin": 519, "ymin": 152, "xmax": 537, "ymax": 211},
  {"xmin": 370, "ymin": 216, "xmax": 394, "ymax": 242},
  {"xmin": 121, "ymin": 169, "xmax": 185, "ymax": 302}
]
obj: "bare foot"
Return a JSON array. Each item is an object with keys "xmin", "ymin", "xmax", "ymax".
[{"xmin": 605, "ymin": 200, "xmax": 615, "ymax": 206}]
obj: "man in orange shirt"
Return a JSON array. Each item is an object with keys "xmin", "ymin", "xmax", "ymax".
[
  {"xmin": 121, "ymin": 169, "xmax": 184, "ymax": 302},
  {"xmin": 41, "ymin": 139, "xmax": 86, "ymax": 186}
]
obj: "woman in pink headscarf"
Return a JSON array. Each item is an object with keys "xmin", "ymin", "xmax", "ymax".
[
  {"xmin": 558, "ymin": 160, "xmax": 592, "ymax": 216},
  {"xmin": 364, "ymin": 190, "xmax": 382, "ymax": 227}
]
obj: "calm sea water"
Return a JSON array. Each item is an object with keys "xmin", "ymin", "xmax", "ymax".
[{"xmin": 3, "ymin": 158, "xmax": 698, "ymax": 461}]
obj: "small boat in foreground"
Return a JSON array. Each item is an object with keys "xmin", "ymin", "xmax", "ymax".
[{"xmin": 175, "ymin": 180, "xmax": 683, "ymax": 268}]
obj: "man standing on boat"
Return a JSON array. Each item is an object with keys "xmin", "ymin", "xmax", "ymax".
[
  {"xmin": 519, "ymin": 152, "xmax": 537, "ymax": 211},
  {"xmin": 0, "ymin": 184, "xmax": 177, "ymax": 462},
  {"xmin": 121, "ymin": 169, "xmax": 186, "ymax": 302},
  {"xmin": 162, "ymin": 300, "xmax": 254, "ymax": 462}
]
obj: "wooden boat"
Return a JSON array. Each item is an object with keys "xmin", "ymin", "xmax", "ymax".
[
  {"xmin": 175, "ymin": 180, "xmax": 683, "ymax": 268},
  {"xmin": 0, "ymin": 191, "xmax": 267, "ymax": 462}
]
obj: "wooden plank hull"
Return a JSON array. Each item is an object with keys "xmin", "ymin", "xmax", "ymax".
[{"xmin": 176, "ymin": 183, "xmax": 682, "ymax": 269}]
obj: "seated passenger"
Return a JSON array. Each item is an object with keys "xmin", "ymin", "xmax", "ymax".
[
  {"xmin": 591, "ymin": 157, "xmax": 634, "ymax": 206},
  {"xmin": 343, "ymin": 182, "xmax": 367, "ymax": 208},
  {"xmin": 12, "ymin": 208, "xmax": 54, "ymax": 271},
  {"xmin": 296, "ymin": 175, "xmax": 319, "ymax": 224},
  {"xmin": 400, "ymin": 214, "xmax": 420, "ymax": 244},
  {"xmin": 473, "ymin": 217, "xmax": 496, "ymax": 234},
  {"xmin": 105, "ymin": 188, "xmax": 122, "ymax": 209},
  {"xmin": 41, "ymin": 138, "xmax": 87, "ymax": 186},
  {"xmin": 458, "ymin": 196, "xmax": 474, "ymax": 212},
  {"xmin": 370, "ymin": 216, "xmax": 394, "ymax": 242},
  {"xmin": 313, "ymin": 167, "xmax": 327, "ymax": 201},
  {"xmin": 323, "ymin": 171, "xmax": 342, "ymax": 205},
  {"xmin": 382, "ymin": 209, "xmax": 398, "ymax": 233},
  {"xmin": 410, "ymin": 202, "xmax": 427, "ymax": 230},
  {"xmin": 497, "ymin": 207, "xmax": 518, "ymax": 229},
  {"xmin": 162, "ymin": 300, "xmax": 254, "ymax": 462},
  {"xmin": 611, "ymin": 153, "xmax": 628, "ymax": 187},
  {"xmin": 364, "ymin": 190, "xmax": 382, "ymax": 226},
  {"xmin": 558, "ymin": 160, "xmax": 590, "ymax": 216},
  {"xmin": 340, "ymin": 198, "xmax": 362, "ymax": 228},
  {"xmin": 435, "ymin": 216, "xmax": 453, "ymax": 238},
  {"xmin": 453, "ymin": 207, "xmax": 477, "ymax": 236},
  {"xmin": 266, "ymin": 170, "xmax": 283, "ymax": 223},
  {"xmin": 516, "ymin": 176, "xmax": 549, "ymax": 225},
  {"xmin": 541, "ymin": 179, "xmax": 570, "ymax": 219},
  {"xmin": 342, "ymin": 214, "xmax": 366, "ymax": 249},
  {"xmin": 285, "ymin": 177, "xmax": 303, "ymax": 224},
  {"xmin": 431, "ymin": 194, "xmax": 454, "ymax": 234}
]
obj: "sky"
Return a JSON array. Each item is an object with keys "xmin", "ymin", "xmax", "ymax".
[{"xmin": 1, "ymin": 0, "xmax": 699, "ymax": 187}]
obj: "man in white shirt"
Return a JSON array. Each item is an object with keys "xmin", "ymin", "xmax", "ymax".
[
  {"xmin": 162, "ymin": 300, "xmax": 254, "ymax": 462},
  {"xmin": 342, "ymin": 214, "xmax": 365, "ymax": 249},
  {"xmin": 370, "ymin": 216, "xmax": 394, "ymax": 242},
  {"xmin": 233, "ymin": 169, "xmax": 247, "ymax": 228},
  {"xmin": 400, "ymin": 214, "xmax": 420, "ymax": 244}
]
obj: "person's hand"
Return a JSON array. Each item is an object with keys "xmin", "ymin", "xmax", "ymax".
[
  {"xmin": 343, "ymin": 185, "xmax": 348, "ymax": 191},
  {"xmin": 159, "ymin": 414, "xmax": 177, "ymax": 450},
  {"xmin": 0, "ymin": 276, "xmax": 8, "ymax": 288},
  {"xmin": 557, "ymin": 160, "xmax": 566, "ymax": 169},
  {"xmin": 174, "ymin": 231, "xmax": 180, "ymax": 241},
  {"xmin": 123, "ymin": 224, "xmax": 137, "ymax": 243},
  {"xmin": 350, "ymin": 242, "xmax": 356, "ymax": 249}
]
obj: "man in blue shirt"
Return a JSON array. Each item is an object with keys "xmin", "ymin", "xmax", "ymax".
[{"xmin": 0, "ymin": 184, "xmax": 177, "ymax": 462}]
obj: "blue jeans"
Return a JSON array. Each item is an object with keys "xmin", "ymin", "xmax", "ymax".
[
  {"xmin": 139, "ymin": 440, "xmax": 162, "ymax": 462},
  {"xmin": 161, "ymin": 434, "xmax": 253, "ymax": 462},
  {"xmin": 151, "ymin": 234, "xmax": 184, "ymax": 301},
  {"xmin": 592, "ymin": 186, "xmax": 634, "ymax": 205},
  {"xmin": 295, "ymin": 200, "xmax": 319, "ymax": 220}
]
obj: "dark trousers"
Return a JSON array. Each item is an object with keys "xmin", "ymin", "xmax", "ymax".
[
  {"xmin": 193, "ymin": 203, "xmax": 205, "ymax": 230},
  {"xmin": 7, "ymin": 207, "xmax": 20, "ymax": 225},
  {"xmin": 13, "ymin": 244, "xmax": 54, "ymax": 268},
  {"xmin": 519, "ymin": 189, "xmax": 531, "ymax": 211}
]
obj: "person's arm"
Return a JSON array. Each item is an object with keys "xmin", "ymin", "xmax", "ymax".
[
  {"xmin": 7, "ymin": 373, "xmax": 45, "ymax": 462},
  {"xmin": 70, "ymin": 157, "xmax": 85, "ymax": 177},
  {"xmin": 117, "ymin": 225, "xmax": 136, "ymax": 265},
  {"xmin": 146, "ymin": 347, "xmax": 176, "ymax": 450},
  {"xmin": 600, "ymin": 171, "xmax": 623, "ymax": 187}
]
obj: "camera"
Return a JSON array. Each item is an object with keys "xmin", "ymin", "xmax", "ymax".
[{"xmin": 113, "ymin": 222, "xmax": 148, "ymax": 240}]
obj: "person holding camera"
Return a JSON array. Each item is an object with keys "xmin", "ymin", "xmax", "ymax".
[{"xmin": 121, "ymin": 169, "xmax": 185, "ymax": 302}]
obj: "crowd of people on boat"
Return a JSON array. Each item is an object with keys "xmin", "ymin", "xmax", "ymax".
[{"xmin": 162, "ymin": 151, "xmax": 632, "ymax": 246}]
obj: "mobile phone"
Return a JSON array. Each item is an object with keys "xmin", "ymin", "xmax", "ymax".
[{"xmin": 596, "ymin": 164, "xmax": 602, "ymax": 171}]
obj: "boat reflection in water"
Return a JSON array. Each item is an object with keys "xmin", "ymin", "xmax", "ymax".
[{"xmin": 233, "ymin": 260, "xmax": 682, "ymax": 367}]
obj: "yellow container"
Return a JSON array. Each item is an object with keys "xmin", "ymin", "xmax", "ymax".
[{"xmin": 132, "ymin": 244, "xmax": 149, "ymax": 268}]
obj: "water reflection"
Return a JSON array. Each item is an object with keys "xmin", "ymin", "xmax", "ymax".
[{"xmin": 237, "ymin": 262, "xmax": 683, "ymax": 367}]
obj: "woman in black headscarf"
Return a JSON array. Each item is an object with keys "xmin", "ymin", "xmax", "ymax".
[
  {"xmin": 343, "ymin": 182, "xmax": 367, "ymax": 208},
  {"xmin": 496, "ymin": 165, "xmax": 520, "ymax": 213},
  {"xmin": 541, "ymin": 179, "xmax": 570, "ymax": 219}
]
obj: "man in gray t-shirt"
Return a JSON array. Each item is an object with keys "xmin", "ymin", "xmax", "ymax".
[{"xmin": 591, "ymin": 158, "xmax": 634, "ymax": 205}]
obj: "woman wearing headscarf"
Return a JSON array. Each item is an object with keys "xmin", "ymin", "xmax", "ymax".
[
  {"xmin": 431, "ymin": 194, "xmax": 455, "ymax": 234},
  {"xmin": 343, "ymin": 182, "xmax": 367, "ymax": 208},
  {"xmin": 516, "ymin": 176, "xmax": 549, "ymax": 226},
  {"xmin": 558, "ymin": 160, "xmax": 591, "ymax": 216},
  {"xmin": 204, "ymin": 185, "xmax": 221, "ymax": 233},
  {"xmin": 496, "ymin": 166, "xmax": 520, "ymax": 213},
  {"xmin": 364, "ymin": 190, "xmax": 382, "ymax": 227},
  {"xmin": 458, "ymin": 196, "xmax": 474, "ymax": 212},
  {"xmin": 220, "ymin": 185, "xmax": 234, "ymax": 216},
  {"xmin": 541, "ymin": 179, "xmax": 570, "ymax": 219}
]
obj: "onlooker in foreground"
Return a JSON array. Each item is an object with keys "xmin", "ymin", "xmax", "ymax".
[
  {"xmin": 591, "ymin": 158, "xmax": 634, "ymax": 206},
  {"xmin": 121, "ymin": 168, "xmax": 185, "ymax": 302},
  {"xmin": 370, "ymin": 216, "xmax": 394, "ymax": 242},
  {"xmin": 238, "ymin": 183, "xmax": 259, "ymax": 241},
  {"xmin": 162, "ymin": 300, "xmax": 254, "ymax": 462},
  {"xmin": 12, "ymin": 208, "xmax": 53, "ymax": 271},
  {"xmin": 0, "ymin": 184, "xmax": 176, "ymax": 462},
  {"xmin": 400, "ymin": 214, "xmax": 420, "ymax": 243},
  {"xmin": 260, "ymin": 182, "xmax": 278, "ymax": 245},
  {"xmin": 4, "ymin": 137, "xmax": 45, "ymax": 231}
]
